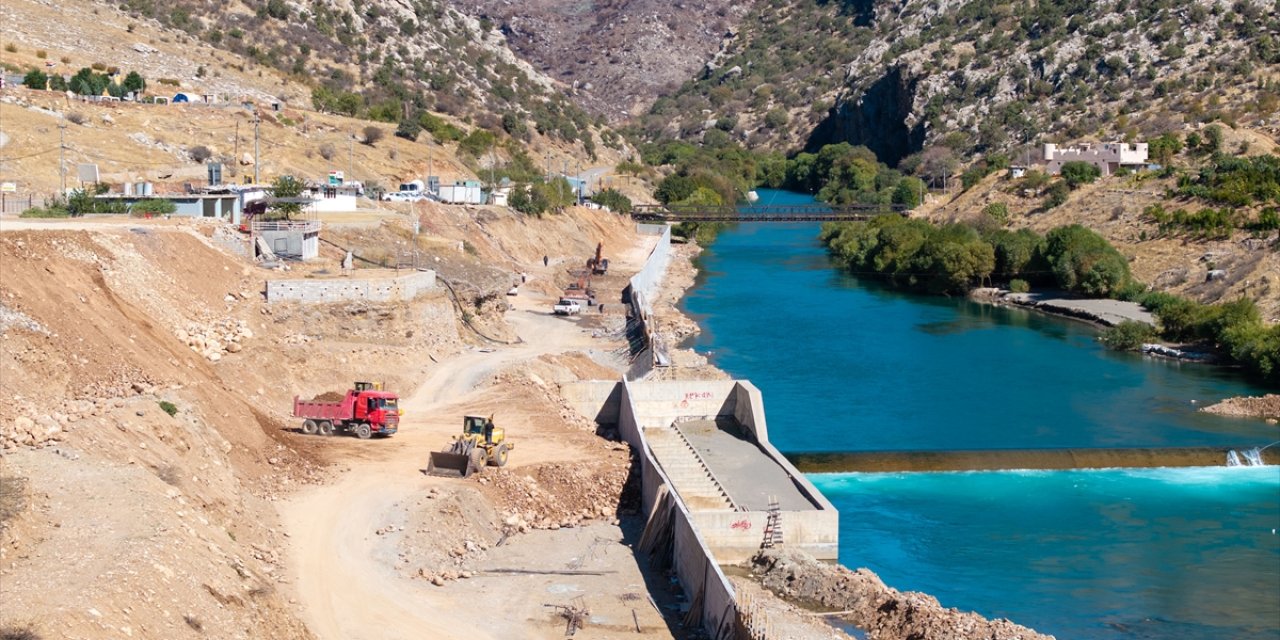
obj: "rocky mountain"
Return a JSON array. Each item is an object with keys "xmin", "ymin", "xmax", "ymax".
[
  {"xmin": 452, "ymin": 0, "xmax": 752, "ymax": 122},
  {"xmin": 109, "ymin": 0, "xmax": 613, "ymax": 154},
  {"xmin": 633, "ymin": 0, "xmax": 1280, "ymax": 166}
]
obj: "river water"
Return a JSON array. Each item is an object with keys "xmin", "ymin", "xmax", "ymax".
[{"xmin": 680, "ymin": 189, "xmax": 1280, "ymax": 639}]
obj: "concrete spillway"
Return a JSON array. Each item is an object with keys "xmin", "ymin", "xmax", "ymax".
[{"xmin": 788, "ymin": 447, "xmax": 1279, "ymax": 473}]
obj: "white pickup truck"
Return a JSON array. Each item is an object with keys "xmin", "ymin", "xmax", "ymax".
[{"xmin": 553, "ymin": 298, "xmax": 582, "ymax": 315}]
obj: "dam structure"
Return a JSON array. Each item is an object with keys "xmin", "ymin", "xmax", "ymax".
[{"xmin": 565, "ymin": 379, "xmax": 838, "ymax": 637}]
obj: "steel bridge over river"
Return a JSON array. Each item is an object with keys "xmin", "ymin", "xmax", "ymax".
[{"xmin": 630, "ymin": 203, "xmax": 907, "ymax": 223}]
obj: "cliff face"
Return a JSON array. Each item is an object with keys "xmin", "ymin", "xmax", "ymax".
[
  {"xmin": 634, "ymin": 0, "xmax": 1279, "ymax": 163},
  {"xmin": 806, "ymin": 66, "xmax": 926, "ymax": 166},
  {"xmin": 452, "ymin": 0, "xmax": 752, "ymax": 122}
]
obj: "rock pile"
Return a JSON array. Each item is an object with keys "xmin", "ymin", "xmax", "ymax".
[
  {"xmin": 479, "ymin": 456, "xmax": 635, "ymax": 532},
  {"xmin": 751, "ymin": 550, "xmax": 1055, "ymax": 640},
  {"xmin": 176, "ymin": 319, "xmax": 253, "ymax": 362},
  {"xmin": 1200, "ymin": 394, "xmax": 1280, "ymax": 422}
]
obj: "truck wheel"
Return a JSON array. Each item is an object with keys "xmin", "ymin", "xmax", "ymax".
[
  {"xmin": 355, "ymin": 423, "xmax": 372, "ymax": 440},
  {"xmin": 319, "ymin": 421, "xmax": 334, "ymax": 436},
  {"xmin": 488, "ymin": 443, "xmax": 509, "ymax": 467},
  {"xmin": 302, "ymin": 420, "xmax": 318, "ymax": 435}
]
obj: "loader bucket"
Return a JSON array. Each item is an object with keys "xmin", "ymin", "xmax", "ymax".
[{"xmin": 427, "ymin": 451, "xmax": 476, "ymax": 478}]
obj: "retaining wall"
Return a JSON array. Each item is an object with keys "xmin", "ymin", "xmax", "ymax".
[
  {"xmin": 265, "ymin": 269, "xmax": 437, "ymax": 303},
  {"xmin": 620, "ymin": 380, "xmax": 738, "ymax": 639},
  {"xmin": 625, "ymin": 224, "xmax": 673, "ymax": 375}
]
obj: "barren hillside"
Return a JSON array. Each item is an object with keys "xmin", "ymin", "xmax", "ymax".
[{"xmin": 0, "ymin": 198, "xmax": 658, "ymax": 638}]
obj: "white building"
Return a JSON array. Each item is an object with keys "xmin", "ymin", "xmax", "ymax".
[{"xmin": 1043, "ymin": 142, "xmax": 1149, "ymax": 176}]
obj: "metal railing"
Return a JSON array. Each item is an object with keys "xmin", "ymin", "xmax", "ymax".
[{"xmin": 631, "ymin": 202, "xmax": 906, "ymax": 223}]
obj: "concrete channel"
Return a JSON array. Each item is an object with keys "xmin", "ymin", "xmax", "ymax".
[{"xmin": 563, "ymin": 379, "xmax": 839, "ymax": 638}]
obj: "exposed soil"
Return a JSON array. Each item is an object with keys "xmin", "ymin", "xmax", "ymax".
[
  {"xmin": 1200, "ymin": 394, "xmax": 1280, "ymax": 421},
  {"xmin": 0, "ymin": 201, "xmax": 683, "ymax": 639},
  {"xmin": 751, "ymin": 549, "xmax": 1055, "ymax": 640}
]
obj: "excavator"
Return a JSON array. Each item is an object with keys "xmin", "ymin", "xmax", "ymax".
[
  {"xmin": 426, "ymin": 415, "xmax": 514, "ymax": 478},
  {"xmin": 587, "ymin": 242, "xmax": 609, "ymax": 275}
]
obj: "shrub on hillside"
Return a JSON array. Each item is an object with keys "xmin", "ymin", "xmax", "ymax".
[
  {"xmin": 983, "ymin": 202, "xmax": 1009, "ymax": 224},
  {"xmin": 590, "ymin": 188, "xmax": 632, "ymax": 214},
  {"xmin": 189, "ymin": 145, "xmax": 213, "ymax": 163},
  {"xmin": 22, "ymin": 70, "xmax": 47, "ymax": 90},
  {"xmin": 1060, "ymin": 161, "xmax": 1102, "ymax": 188},
  {"xmin": 395, "ymin": 118, "xmax": 420, "ymax": 141},
  {"xmin": 362, "ymin": 126, "xmax": 384, "ymax": 146},
  {"xmin": 1044, "ymin": 181, "xmax": 1070, "ymax": 208},
  {"xmin": 318, "ymin": 143, "xmax": 336, "ymax": 161},
  {"xmin": 65, "ymin": 112, "xmax": 87, "ymax": 125}
]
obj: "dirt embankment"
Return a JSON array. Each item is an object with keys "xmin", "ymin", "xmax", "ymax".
[
  {"xmin": 752, "ymin": 550, "xmax": 1054, "ymax": 640},
  {"xmin": 1200, "ymin": 394, "xmax": 1280, "ymax": 421}
]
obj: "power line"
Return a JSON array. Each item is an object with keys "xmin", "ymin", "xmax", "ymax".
[{"xmin": 0, "ymin": 147, "xmax": 60, "ymax": 161}]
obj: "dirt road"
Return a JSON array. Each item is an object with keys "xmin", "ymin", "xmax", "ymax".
[{"xmin": 279, "ymin": 264, "xmax": 657, "ymax": 639}]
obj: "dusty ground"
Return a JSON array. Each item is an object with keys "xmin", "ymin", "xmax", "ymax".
[{"xmin": 0, "ymin": 199, "xmax": 689, "ymax": 639}]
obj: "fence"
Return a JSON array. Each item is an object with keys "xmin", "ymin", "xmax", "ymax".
[{"xmin": 0, "ymin": 193, "xmax": 47, "ymax": 214}]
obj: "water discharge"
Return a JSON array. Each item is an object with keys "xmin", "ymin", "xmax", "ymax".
[{"xmin": 682, "ymin": 190, "xmax": 1280, "ymax": 640}]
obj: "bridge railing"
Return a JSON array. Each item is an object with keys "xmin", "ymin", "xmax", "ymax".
[{"xmin": 631, "ymin": 202, "xmax": 906, "ymax": 222}]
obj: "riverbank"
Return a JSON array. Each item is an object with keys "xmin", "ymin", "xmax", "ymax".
[{"xmin": 971, "ymin": 288, "xmax": 1154, "ymax": 327}]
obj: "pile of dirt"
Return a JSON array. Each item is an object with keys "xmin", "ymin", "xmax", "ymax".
[
  {"xmin": 751, "ymin": 549, "xmax": 1054, "ymax": 640},
  {"xmin": 1200, "ymin": 394, "xmax": 1280, "ymax": 421},
  {"xmin": 476, "ymin": 451, "xmax": 639, "ymax": 533},
  {"xmin": 396, "ymin": 485, "xmax": 503, "ymax": 586},
  {"xmin": 310, "ymin": 391, "xmax": 347, "ymax": 402}
]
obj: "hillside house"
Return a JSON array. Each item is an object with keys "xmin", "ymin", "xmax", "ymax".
[{"xmin": 1043, "ymin": 142, "xmax": 1149, "ymax": 176}]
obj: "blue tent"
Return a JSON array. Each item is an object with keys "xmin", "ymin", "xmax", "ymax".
[{"xmin": 172, "ymin": 92, "xmax": 193, "ymax": 103}]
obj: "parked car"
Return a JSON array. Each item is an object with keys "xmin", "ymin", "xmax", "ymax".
[{"xmin": 553, "ymin": 298, "xmax": 582, "ymax": 315}]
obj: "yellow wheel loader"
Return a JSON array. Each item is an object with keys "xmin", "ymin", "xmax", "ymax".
[{"xmin": 426, "ymin": 415, "xmax": 513, "ymax": 477}]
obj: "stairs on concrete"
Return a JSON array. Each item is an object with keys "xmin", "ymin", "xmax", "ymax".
[{"xmin": 645, "ymin": 427, "xmax": 736, "ymax": 511}]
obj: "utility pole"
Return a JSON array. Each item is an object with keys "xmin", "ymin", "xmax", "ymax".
[
  {"xmin": 59, "ymin": 121, "xmax": 67, "ymax": 192},
  {"xmin": 253, "ymin": 115, "xmax": 260, "ymax": 184},
  {"xmin": 233, "ymin": 120, "xmax": 240, "ymax": 178},
  {"xmin": 348, "ymin": 134, "xmax": 354, "ymax": 182}
]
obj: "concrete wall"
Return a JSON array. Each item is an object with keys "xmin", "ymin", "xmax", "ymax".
[
  {"xmin": 620, "ymin": 380, "xmax": 739, "ymax": 640},
  {"xmin": 731, "ymin": 380, "xmax": 838, "ymax": 514},
  {"xmin": 630, "ymin": 224, "xmax": 672, "ymax": 304},
  {"xmin": 266, "ymin": 269, "xmax": 437, "ymax": 303},
  {"xmin": 560, "ymin": 381, "xmax": 622, "ymax": 425},
  {"xmin": 624, "ymin": 380, "xmax": 739, "ymax": 431}
]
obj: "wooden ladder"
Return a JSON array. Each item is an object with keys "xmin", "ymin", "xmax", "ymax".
[{"xmin": 761, "ymin": 496, "xmax": 783, "ymax": 549}]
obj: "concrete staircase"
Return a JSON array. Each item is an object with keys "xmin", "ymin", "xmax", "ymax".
[{"xmin": 644, "ymin": 427, "xmax": 736, "ymax": 511}]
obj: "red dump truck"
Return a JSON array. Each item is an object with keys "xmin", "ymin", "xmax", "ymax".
[{"xmin": 293, "ymin": 382, "xmax": 401, "ymax": 439}]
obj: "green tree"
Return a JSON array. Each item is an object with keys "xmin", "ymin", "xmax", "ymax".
[
  {"xmin": 266, "ymin": 175, "xmax": 306, "ymax": 219},
  {"xmin": 47, "ymin": 74, "xmax": 67, "ymax": 91},
  {"xmin": 266, "ymin": 0, "xmax": 289, "ymax": 20},
  {"xmin": 1044, "ymin": 181, "xmax": 1071, "ymax": 208},
  {"xmin": 892, "ymin": 177, "xmax": 925, "ymax": 208},
  {"xmin": 654, "ymin": 174, "xmax": 696, "ymax": 204},
  {"xmin": 589, "ymin": 188, "xmax": 632, "ymax": 214},
  {"xmin": 1148, "ymin": 132, "xmax": 1183, "ymax": 165},
  {"xmin": 395, "ymin": 118, "xmax": 420, "ymax": 141},
  {"xmin": 1038, "ymin": 224, "xmax": 1131, "ymax": 296},
  {"xmin": 674, "ymin": 187, "xmax": 723, "ymax": 207},
  {"xmin": 1060, "ymin": 161, "xmax": 1102, "ymax": 188},
  {"xmin": 1203, "ymin": 124, "xmax": 1224, "ymax": 154},
  {"xmin": 122, "ymin": 71, "xmax": 145, "ymax": 94},
  {"xmin": 22, "ymin": 69, "xmax": 47, "ymax": 90}
]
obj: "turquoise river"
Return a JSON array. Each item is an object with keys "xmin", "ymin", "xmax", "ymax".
[{"xmin": 680, "ymin": 189, "xmax": 1280, "ymax": 639}]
